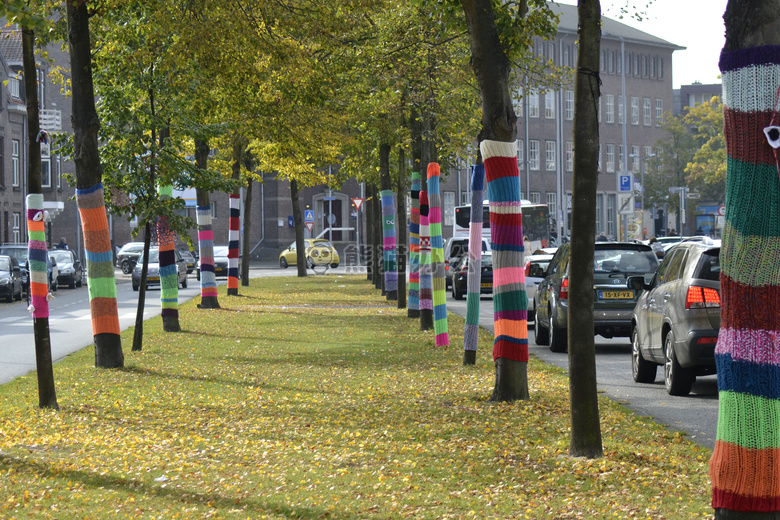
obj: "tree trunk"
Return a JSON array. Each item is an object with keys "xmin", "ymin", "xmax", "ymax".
[
  {"xmin": 379, "ymin": 143, "xmax": 398, "ymax": 300},
  {"xmin": 195, "ymin": 138, "xmax": 220, "ymax": 309},
  {"xmin": 462, "ymin": 0, "xmax": 526, "ymax": 401},
  {"xmin": 463, "ymin": 163, "xmax": 485, "ymax": 365},
  {"xmin": 290, "ymin": 178, "xmax": 307, "ymax": 277},
  {"xmin": 67, "ymin": 0, "xmax": 123, "ymax": 368},
  {"xmin": 568, "ymin": 0, "xmax": 603, "ymax": 459},
  {"xmin": 396, "ymin": 146, "xmax": 408, "ymax": 310},
  {"xmin": 241, "ymin": 177, "xmax": 253, "ymax": 287},
  {"xmin": 365, "ymin": 182, "xmax": 374, "ymax": 281},
  {"xmin": 427, "ymin": 163, "xmax": 449, "ymax": 346},
  {"xmin": 22, "ymin": 26, "xmax": 59, "ymax": 410},
  {"xmin": 227, "ymin": 138, "xmax": 243, "ymax": 296},
  {"xmin": 132, "ymin": 225, "xmax": 152, "ymax": 350},
  {"xmin": 408, "ymin": 108, "xmax": 423, "ymax": 318},
  {"xmin": 156, "ymin": 126, "xmax": 181, "ymax": 333},
  {"xmin": 711, "ymin": 2, "xmax": 780, "ymax": 518}
]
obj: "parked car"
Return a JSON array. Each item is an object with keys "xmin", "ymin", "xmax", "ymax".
[
  {"xmin": 0, "ymin": 255, "xmax": 24, "ymax": 302},
  {"xmin": 443, "ymin": 236, "xmax": 490, "ymax": 288},
  {"xmin": 629, "ymin": 243, "xmax": 721, "ymax": 396},
  {"xmin": 0, "ymin": 244, "xmax": 58, "ymax": 293},
  {"xmin": 197, "ymin": 245, "xmax": 233, "ymax": 279},
  {"xmin": 117, "ymin": 242, "xmax": 146, "ymax": 274},
  {"xmin": 48, "ymin": 249, "xmax": 84, "ymax": 289},
  {"xmin": 178, "ymin": 249, "xmax": 197, "ymax": 274},
  {"xmin": 524, "ymin": 249, "xmax": 555, "ymax": 322},
  {"xmin": 278, "ymin": 239, "xmax": 339, "ymax": 269},
  {"xmin": 451, "ymin": 252, "xmax": 493, "ymax": 300},
  {"xmin": 132, "ymin": 248, "xmax": 188, "ymax": 291},
  {"xmin": 534, "ymin": 242, "xmax": 659, "ymax": 353}
]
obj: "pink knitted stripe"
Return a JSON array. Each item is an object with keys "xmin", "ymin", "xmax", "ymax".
[
  {"xmin": 494, "ymin": 266, "xmax": 526, "ymax": 287},
  {"xmin": 718, "ymin": 328, "xmax": 780, "ymax": 365}
]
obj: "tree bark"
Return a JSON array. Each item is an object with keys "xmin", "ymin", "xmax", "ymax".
[
  {"xmin": 132, "ymin": 224, "xmax": 152, "ymax": 350},
  {"xmin": 195, "ymin": 138, "xmax": 220, "ymax": 309},
  {"xmin": 290, "ymin": 178, "xmax": 307, "ymax": 277},
  {"xmin": 396, "ymin": 146, "xmax": 408, "ymax": 310},
  {"xmin": 227, "ymin": 138, "xmax": 243, "ymax": 296},
  {"xmin": 379, "ymin": 143, "xmax": 397, "ymax": 300},
  {"xmin": 568, "ymin": 0, "xmax": 603, "ymax": 459},
  {"xmin": 67, "ymin": 0, "xmax": 124, "ymax": 368},
  {"xmin": 241, "ymin": 177, "xmax": 253, "ymax": 287}
]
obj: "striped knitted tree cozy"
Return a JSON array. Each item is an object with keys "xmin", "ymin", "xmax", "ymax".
[
  {"xmin": 26, "ymin": 194, "xmax": 50, "ymax": 319},
  {"xmin": 408, "ymin": 172, "xmax": 421, "ymax": 314},
  {"xmin": 710, "ymin": 45, "xmax": 780, "ymax": 515},
  {"xmin": 481, "ymin": 140, "xmax": 528, "ymax": 363},
  {"xmin": 227, "ymin": 193, "xmax": 240, "ymax": 294},
  {"xmin": 156, "ymin": 185, "xmax": 179, "ymax": 326},
  {"xmin": 427, "ymin": 163, "xmax": 449, "ymax": 346},
  {"xmin": 418, "ymin": 190, "xmax": 433, "ymax": 318},
  {"xmin": 197, "ymin": 205, "xmax": 218, "ymax": 301},
  {"xmin": 464, "ymin": 164, "xmax": 485, "ymax": 352},
  {"xmin": 380, "ymin": 190, "xmax": 398, "ymax": 294},
  {"xmin": 75, "ymin": 183, "xmax": 121, "ymax": 337}
]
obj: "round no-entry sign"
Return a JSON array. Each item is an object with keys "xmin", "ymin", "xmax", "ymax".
[{"xmin": 718, "ymin": 204, "xmax": 726, "ymax": 216}]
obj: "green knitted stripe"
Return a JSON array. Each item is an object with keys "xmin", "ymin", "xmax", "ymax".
[
  {"xmin": 494, "ymin": 290, "xmax": 529, "ymax": 312},
  {"xmin": 88, "ymin": 275, "xmax": 119, "ymax": 301},
  {"xmin": 29, "ymin": 230, "xmax": 46, "ymax": 242},
  {"xmin": 465, "ymin": 293, "xmax": 481, "ymax": 325},
  {"xmin": 716, "ymin": 390, "xmax": 780, "ymax": 449},
  {"xmin": 721, "ymin": 223, "xmax": 780, "ymax": 286},
  {"xmin": 725, "ymin": 157, "xmax": 780, "ymax": 238}
]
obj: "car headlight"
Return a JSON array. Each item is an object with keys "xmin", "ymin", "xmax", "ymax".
[{"xmin": 0, "ymin": 278, "xmax": 8, "ymax": 286}]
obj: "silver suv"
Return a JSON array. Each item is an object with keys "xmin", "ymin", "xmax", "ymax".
[
  {"xmin": 534, "ymin": 242, "xmax": 659, "ymax": 352},
  {"xmin": 629, "ymin": 243, "xmax": 720, "ymax": 396}
]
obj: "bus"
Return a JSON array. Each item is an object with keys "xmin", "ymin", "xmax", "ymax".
[{"xmin": 453, "ymin": 200, "xmax": 552, "ymax": 253}]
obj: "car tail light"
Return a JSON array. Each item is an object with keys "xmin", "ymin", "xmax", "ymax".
[
  {"xmin": 524, "ymin": 260, "xmax": 531, "ymax": 276},
  {"xmin": 445, "ymin": 261, "xmax": 449, "ymax": 272},
  {"xmin": 685, "ymin": 286, "xmax": 720, "ymax": 309},
  {"xmin": 460, "ymin": 263, "xmax": 469, "ymax": 275},
  {"xmin": 696, "ymin": 337, "xmax": 718, "ymax": 344},
  {"xmin": 560, "ymin": 278, "xmax": 569, "ymax": 300}
]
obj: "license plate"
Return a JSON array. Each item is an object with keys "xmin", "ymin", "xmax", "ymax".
[
  {"xmin": 148, "ymin": 276, "xmax": 160, "ymax": 282},
  {"xmin": 481, "ymin": 282, "xmax": 492, "ymax": 288},
  {"xmin": 600, "ymin": 290, "xmax": 633, "ymax": 299}
]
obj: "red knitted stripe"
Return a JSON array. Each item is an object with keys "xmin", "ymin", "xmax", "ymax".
[
  {"xmin": 493, "ymin": 340, "xmax": 529, "ymax": 362},
  {"xmin": 724, "ymin": 108, "xmax": 776, "ymax": 167},
  {"xmin": 721, "ymin": 276, "xmax": 780, "ymax": 330},
  {"xmin": 483, "ymin": 155, "xmax": 517, "ymax": 180},
  {"xmin": 713, "ymin": 488, "xmax": 780, "ymax": 513}
]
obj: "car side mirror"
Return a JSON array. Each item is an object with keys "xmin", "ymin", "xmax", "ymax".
[
  {"xmin": 12, "ymin": 265, "xmax": 20, "ymax": 273},
  {"xmin": 627, "ymin": 275, "xmax": 648, "ymax": 291}
]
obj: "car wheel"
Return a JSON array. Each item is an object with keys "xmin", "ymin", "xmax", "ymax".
[
  {"xmin": 50, "ymin": 276, "xmax": 58, "ymax": 292},
  {"xmin": 77, "ymin": 275, "xmax": 83, "ymax": 288},
  {"xmin": 534, "ymin": 307, "xmax": 549, "ymax": 345},
  {"xmin": 452, "ymin": 283, "xmax": 464, "ymax": 300},
  {"xmin": 5, "ymin": 292, "xmax": 12, "ymax": 303},
  {"xmin": 132, "ymin": 281, "xmax": 139, "ymax": 291},
  {"xmin": 181, "ymin": 276, "xmax": 188, "ymax": 289},
  {"xmin": 14, "ymin": 285, "xmax": 22, "ymax": 301},
  {"xmin": 631, "ymin": 327, "xmax": 657, "ymax": 383},
  {"xmin": 280, "ymin": 257, "xmax": 288, "ymax": 269},
  {"xmin": 306, "ymin": 257, "xmax": 314, "ymax": 269},
  {"xmin": 664, "ymin": 331, "xmax": 694, "ymax": 396},
  {"xmin": 549, "ymin": 310, "xmax": 567, "ymax": 353},
  {"xmin": 196, "ymin": 269, "xmax": 201, "ymax": 281},
  {"xmin": 70, "ymin": 278, "xmax": 76, "ymax": 289},
  {"xmin": 330, "ymin": 263, "xmax": 339, "ymax": 269},
  {"xmin": 121, "ymin": 260, "xmax": 133, "ymax": 275}
]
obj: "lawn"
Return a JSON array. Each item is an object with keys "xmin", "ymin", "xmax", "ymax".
[{"xmin": 0, "ymin": 275, "xmax": 713, "ymax": 519}]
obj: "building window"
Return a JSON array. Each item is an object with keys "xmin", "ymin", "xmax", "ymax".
[
  {"xmin": 606, "ymin": 143, "xmax": 615, "ymax": 172},
  {"xmin": 12, "ymin": 139, "xmax": 20, "ymax": 187},
  {"xmin": 444, "ymin": 191, "xmax": 455, "ymax": 227},
  {"xmin": 631, "ymin": 96, "xmax": 640, "ymax": 125},
  {"xmin": 545, "ymin": 141, "xmax": 556, "ymax": 171},
  {"xmin": 13, "ymin": 213, "xmax": 21, "ymax": 243},
  {"xmin": 211, "ymin": 202, "xmax": 217, "ymax": 219},
  {"xmin": 529, "ymin": 140, "xmax": 540, "ymax": 170},
  {"xmin": 37, "ymin": 68, "xmax": 45, "ymax": 107},
  {"xmin": 596, "ymin": 194, "xmax": 603, "ymax": 234},
  {"xmin": 548, "ymin": 42, "xmax": 555, "ymax": 63},
  {"xmin": 606, "ymin": 94, "xmax": 615, "ymax": 124},
  {"xmin": 645, "ymin": 146, "xmax": 654, "ymax": 164},
  {"xmin": 617, "ymin": 50, "xmax": 622, "ymax": 74},
  {"xmin": 528, "ymin": 92, "xmax": 539, "ymax": 118},
  {"xmin": 565, "ymin": 90, "xmax": 574, "ymax": 120},
  {"xmin": 642, "ymin": 55, "xmax": 647, "ymax": 76},
  {"xmin": 514, "ymin": 86, "xmax": 524, "ymax": 117},
  {"xmin": 565, "ymin": 142, "xmax": 574, "ymax": 172},
  {"xmin": 598, "ymin": 97, "xmax": 602, "ymax": 123},
  {"xmin": 655, "ymin": 99, "xmax": 663, "ymax": 125},
  {"xmin": 545, "ymin": 92, "xmax": 555, "ymax": 119},
  {"xmin": 563, "ymin": 45, "xmax": 570, "ymax": 67},
  {"xmin": 643, "ymin": 98, "xmax": 652, "ymax": 126},
  {"xmin": 659, "ymin": 58, "xmax": 664, "ymax": 79},
  {"xmin": 8, "ymin": 77, "xmax": 20, "ymax": 99},
  {"xmin": 650, "ymin": 57, "xmax": 656, "ymax": 77},
  {"xmin": 546, "ymin": 193, "xmax": 557, "ymax": 225},
  {"xmin": 607, "ymin": 194, "xmax": 616, "ymax": 238},
  {"xmin": 41, "ymin": 143, "xmax": 51, "ymax": 188},
  {"xmin": 634, "ymin": 54, "xmax": 640, "ymax": 76},
  {"xmin": 631, "ymin": 145, "xmax": 640, "ymax": 173},
  {"xmin": 597, "ymin": 144, "xmax": 602, "ymax": 172},
  {"xmin": 618, "ymin": 96, "xmax": 624, "ymax": 124},
  {"xmin": 619, "ymin": 144, "xmax": 624, "ymax": 172},
  {"xmin": 600, "ymin": 50, "xmax": 605, "ymax": 71},
  {"xmin": 0, "ymin": 137, "xmax": 4, "ymax": 187},
  {"xmin": 517, "ymin": 139, "xmax": 524, "ymax": 171},
  {"xmin": 530, "ymin": 192, "xmax": 541, "ymax": 204}
]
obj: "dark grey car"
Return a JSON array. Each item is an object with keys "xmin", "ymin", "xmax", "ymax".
[
  {"xmin": 629, "ymin": 243, "xmax": 720, "ymax": 396},
  {"xmin": 534, "ymin": 242, "xmax": 658, "ymax": 353},
  {"xmin": 132, "ymin": 248, "xmax": 188, "ymax": 291},
  {"xmin": 0, "ymin": 255, "xmax": 23, "ymax": 302}
]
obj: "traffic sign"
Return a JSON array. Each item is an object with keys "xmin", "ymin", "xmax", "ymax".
[
  {"xmin": 618, "ymin": 193, "xmax": 634, "ymax": 215},
  {"xmin": 352, "ymin": 198, "xmax": 364, "ymax": 211},
  {"xmin": 305, "ymin": 222, "xmax": 314, "ymax": 232},
  {"xmin": 718, "ymin": 204, "xmax": 726, "ymax": 216},
  {"xmin": 686, "ymin": 192, "xmax": 701, "ymax": 199},
  {"xmin": 619, "ymin": 174, "xmax": 632, "ymax": 192},
  {"xmin": 304, "ymin": 209, "xmax": 315, "ymax": 223}
]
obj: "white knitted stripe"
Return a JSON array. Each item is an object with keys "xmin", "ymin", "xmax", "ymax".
[
  {"xmin": 479, "ymin": 140, "xmax": 517, "ymax": 161},
  {"xmin": 722, "ymin": 64, "xmax": 780, "ymax": 112},
  {"xmin": 488, "ymin": 204, "xmax": 522, "ymax": 214}
]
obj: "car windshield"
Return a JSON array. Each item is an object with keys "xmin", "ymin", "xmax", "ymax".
[
  {"xmin": 49, "ymin": 251, "xmax": 73, "ymax": 264},
  {"xmin": 0, "ymin": 247, "xmax": 27, "ymax": 262},
  {"xmin": 695, "ymin": 249, "xmax": 720, "ymax": 281},
  {"xmin": 310, "ymin": 241, "xmax": 334, "ymax": 248},
  {"xmin": 139, "ymin": 250, "xmax": 160, "ymax": 264},
  {"xmin": 213, "ymin": 246, "xmax": 229, "ymax": 257},
  {"xmin": 0, "ymin": 257, "xmax": 10, "ymax": 271},
  {"xmin": 594, "ymin": 248, "xmax": 657, "ymax": 274}
]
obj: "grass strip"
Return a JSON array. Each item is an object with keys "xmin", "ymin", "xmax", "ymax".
[{"xmin": 0, "ymin": 275, "xmax": 712, "ymax": 519}]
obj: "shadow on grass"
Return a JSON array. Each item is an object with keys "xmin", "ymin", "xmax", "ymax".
[{"xmin": 0, "ymin": 453, "xmax": 358, "ymax": 519}]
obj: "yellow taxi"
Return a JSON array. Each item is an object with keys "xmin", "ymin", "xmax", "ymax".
[{"xmin": 279, "ymin": 239, "xmax": 339, "ymax": 269}]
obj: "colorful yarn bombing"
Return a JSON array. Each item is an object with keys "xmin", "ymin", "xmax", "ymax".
[
  {"xmin": 427, "ymin": 163, "xmax": 449, "ymax": 346},
  {"xmin": 480, "ymin": 140, "xmax": 528, "ymax": 363},
  {"xmin": 26, "ymin": 194, "xmax": 50, "ymax": 319},
  {"xmin": 157, "ymin": 185, "xmax": 178, "ymax": 321},
  {"xmin": 710, "ymin": 45, "xmax": 780, "ymax": 515},
  {"xmin": 75, "ymin": 183, "xmax": 120, "ymax": 336},
  {"xmin": 196, "ymin": 205, "xmax": 218, "ymax": 299},
  {"xmin": 380, "ymin": 190, "xmax": 398, "ymax": 293},
  {"xmin": 227, "ymin": 194, "xmax": 240, "ymax": 292},
  {"xmin": 408, "ymin": 172, "xmax": 421, "ymax": 312},
  {"xmin": 464, "ymin": 164, "xmax": 485, "ymax": 352},
  {"xmin": 418, "ymin": 190, "xmax": 433, "ymax": 313}
]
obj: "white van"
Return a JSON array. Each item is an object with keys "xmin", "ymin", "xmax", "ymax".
[{"xmin": 443, "ymin": 236, "xmax": 490, "ymax": 288}]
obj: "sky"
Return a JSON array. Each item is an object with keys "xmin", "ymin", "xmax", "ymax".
[{"xmin": 555, "ymin": 0, "xmax": 728, "ymax": 89}]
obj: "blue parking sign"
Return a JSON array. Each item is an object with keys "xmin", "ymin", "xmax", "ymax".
[{"xmin": 619, "ymin": 174, "xmax": 632, "ymax": 192}]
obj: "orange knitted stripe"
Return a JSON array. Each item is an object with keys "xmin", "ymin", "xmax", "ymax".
[{"xmin": 710, "ymin": 441, "xmax": 780, "ymax": 499}]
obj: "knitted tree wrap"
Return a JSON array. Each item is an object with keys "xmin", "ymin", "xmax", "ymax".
[
  {"xmin": 418, "ymin": 191, "xmax": 433, "ymax": 311},
  {"xmin": 710, "ymin": 45, "xmax": 780, "ymax": 513},
  {"xmin": 480, "ymin": 140, "xmax": 528, "ymax": 363},
  {"xmin": 26, "ymin": 194, "xmax": 49, "ymax": 319},
  {"xmin": 76, "ymin": 183, "xmax": 120, "ymax": 336},
  {"xmin": 427, "ymin": 164, "xmax": 449, "ymax": 346},
  {"xmin": 380, "ymin": 190, "xmax": 398, "ymax": 292},
  {"xmin": 156, "ymin": 184, "xmax": 178, "ymax": 319},
  {"xmin": 197, "ymin": 205, "xmax": 218, "ymax": 298},
  {"xmin": 228, "ymin": 194, "xmax": 240, "ymax": 291},
  {"xmin": 464, "ymin": 164, "xmax": 485, "ymax": 352},
  {"xmin": 408, "ymin": 172, "xmax": 421, "ymax": 311}
]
